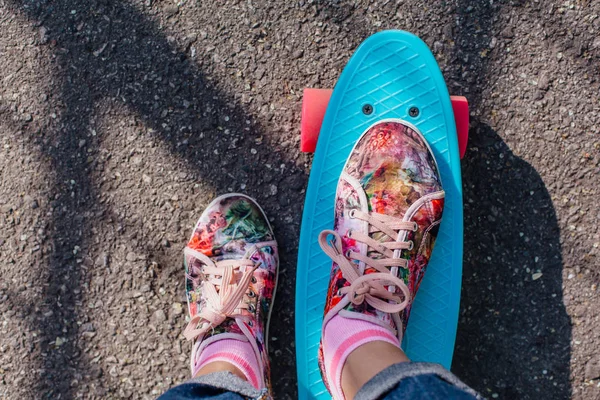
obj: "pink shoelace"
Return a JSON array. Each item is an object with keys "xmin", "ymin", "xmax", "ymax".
[
  {"xmin": 183, "ymin": 248, "xmax": 258, "ymax": 341},
  {"xmin": 319, "ymin": 209, "xmax": 418, "ymax": 314}
]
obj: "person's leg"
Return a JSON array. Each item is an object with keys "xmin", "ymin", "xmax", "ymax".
[
  {"xmin": 195, "ymin": 361, "xmax": 246, "ymax": 381},
  {"xmin": 316, "ymin": 121, "xmax": 480, "ymax": 400},
  {"xmin": 158, "ymin": 194, "xmax": 279, "ymax": 399},
  {"xmin": 341, "ymin": 342, "xmax": 479, "ymax": 400},
  {"xmin": 353, "ymin": 361, "xmax": 480, "ymax": 400},
  {"xmin": 379, "ymin": 374, "xmax": 477, "ymax": 400},
  {"xmin": 341, "ymin": 341, "xmax": 409, "ymax": 399},
  {"xmin": 158, "ymin": 372, "xmax": 251, "ymax": 400}
]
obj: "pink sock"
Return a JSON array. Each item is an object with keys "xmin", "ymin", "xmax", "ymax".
[
  {"xmin": 322, "ymin": 315, "xmax": 400, "ymax": 400},
  {"xmin": 194, "ymin": 339, "xmax": 262, "ymax": 389}
]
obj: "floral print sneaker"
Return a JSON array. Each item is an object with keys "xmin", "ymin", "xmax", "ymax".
[
  {"xmin": 182, "ymin": 194, "xmax": 278, "ymax": 394},
  {"xmin": 318, "ymin": 120, "xmax": 445, "ymax": 375}
]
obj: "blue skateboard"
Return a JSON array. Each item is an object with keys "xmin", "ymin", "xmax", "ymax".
[{"xmin": 295, "ymin": 30, "xmax": 469, "ymax": 400}]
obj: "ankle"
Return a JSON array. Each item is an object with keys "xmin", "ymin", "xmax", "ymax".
[
  {"xmin": 341, "ymin": 341, "xmax": 409, "ymax": 399},
  {"xmin": 194, "ymin": 360, "xmax": 246, "ymax": 381}
]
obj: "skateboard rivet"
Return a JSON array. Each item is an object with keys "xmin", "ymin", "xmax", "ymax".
[
  {"xmin": 362, "ymin": 104, "xmax": 373, "ymax": 115},
  {"xmin": 409, "ymin": 106, "xmax": 419, "ymax": 117}
]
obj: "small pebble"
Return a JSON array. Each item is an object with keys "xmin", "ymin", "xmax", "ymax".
[
  {"xmin": 538, "ymin": 72, "xmax": 550, "ymax": 90},
  {"xmin": 172, "ymin": 302, "xmax": 184, "ymax": 315},
  {"xmin": 39, "ymin": 27, "xmax": 49, "ymax": 44},
  {"xmin": 152, "ymin": 309, "xmax": 167, "ymax": 323},
  {"xmin": 165, "ymin": 5, "xmax": 179, "ymax": 17}
]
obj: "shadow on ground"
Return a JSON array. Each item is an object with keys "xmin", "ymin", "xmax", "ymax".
[
  {"xmin": 3, "ymin": 0, "xmax": 572, "ymax": 398},
  {"xmin": 447, "ymin": 1, "xmax": 571, "ymax": 398},
  {"xmin": 5, "ymin": 0, "xmax": 302, "ymax": 398},
  {"xmin": 455, "ymin": 121, "xmax": 571, "ymax": 399}
]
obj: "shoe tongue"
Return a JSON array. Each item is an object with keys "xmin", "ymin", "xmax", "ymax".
[
  {"xmin": 342, "ymin": 182, "xmax": 399, "ymax": 263},
  {"xmin": 338, "ymin": 179, "xmax": 402, "ymax": 334},
  {"xmin": 366, "ymin": 231, "xmax": 394, "ymax": 261},
  {"xmin": 335, "ymin": 178, "xmax": 402, "ymax": 335}
]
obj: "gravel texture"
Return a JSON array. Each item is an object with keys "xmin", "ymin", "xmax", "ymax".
[{"xmin": 0, "ymin": 0, "xmax": 599, "ymax": 399}]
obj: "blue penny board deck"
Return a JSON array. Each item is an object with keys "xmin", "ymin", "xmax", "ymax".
[{"xmin": 295, "ymin": 30, "xmax": 463, "ymax": 400}]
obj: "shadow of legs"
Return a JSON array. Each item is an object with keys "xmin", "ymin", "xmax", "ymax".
[
  {"xmin": 3, "ymin": 0, "xmax": 304, "ymax": 397},
  {"xmin": 454, "ymin": 121, "xmax": 571, "ymax": 399}
]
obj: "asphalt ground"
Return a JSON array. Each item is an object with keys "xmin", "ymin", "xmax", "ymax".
[{"xmin": 0, "ymin": 0, "xmax": 599, "ymax": 399}]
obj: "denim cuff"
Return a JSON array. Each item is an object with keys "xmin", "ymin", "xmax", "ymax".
[
  {"xmin": 354, "ymin": 362, "xmax": 482, "ymax": 400},
  {"xmin": 189, "ymin": 371, "xmax": 267, "ymax": 400}
]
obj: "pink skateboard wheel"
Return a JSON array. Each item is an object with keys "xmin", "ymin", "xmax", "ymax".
[
  {"xmin": 451, "ymin": 95, "xmax": 469, "ymax": 159},
  {"xmin": 300, "ymin": 88, "xmax": 333, "ymax": 153}
]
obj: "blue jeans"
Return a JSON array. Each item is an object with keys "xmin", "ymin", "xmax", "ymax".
[{"xmin": 158, "ymin": 362, "xmax": 481, "ymax": 400}]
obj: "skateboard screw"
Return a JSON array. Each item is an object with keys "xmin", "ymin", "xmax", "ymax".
[
  {"xmin": 362, "ymin": 104, "xmax": 373, "ymax": 115},
  {"xmin": 409, "ymin": 106, "xmax": 419, "ymax": 117}
]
